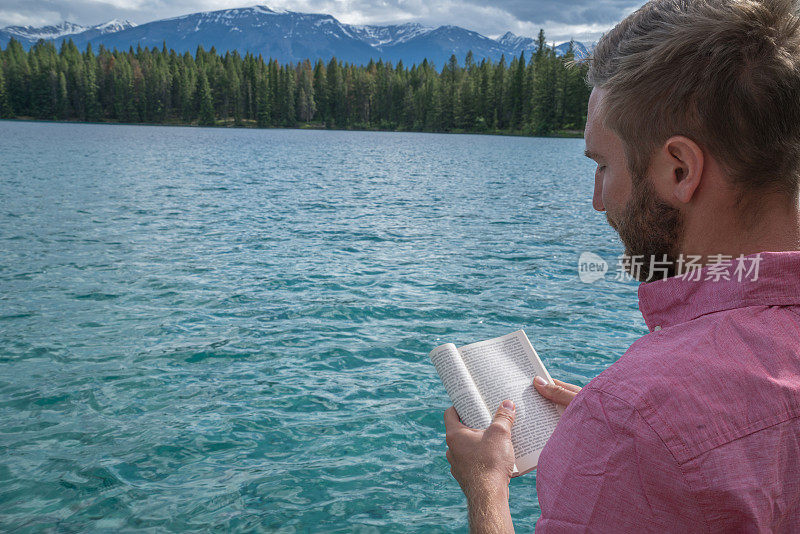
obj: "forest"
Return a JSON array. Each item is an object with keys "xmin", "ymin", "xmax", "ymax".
[{"xmin": 0, "ymin": 30, "xmax": 590, "ymax": 136}]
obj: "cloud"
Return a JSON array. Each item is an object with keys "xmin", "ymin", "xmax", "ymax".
[
  {"xmin": 0, "ymin": 8, "xmax": 63, "ymax": 26},
  {"xmin": 0, "ymin": 0, "xmax": 637, "ymax": 41}
]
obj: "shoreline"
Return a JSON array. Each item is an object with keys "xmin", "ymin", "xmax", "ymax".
[{"xmin": 0, "ymin": 116, "xmax": 585, "ymax": 139}]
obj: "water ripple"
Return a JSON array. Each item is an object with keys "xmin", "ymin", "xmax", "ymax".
[{"xmin": 0, "ymin": 121, "xmax": 644, "ymax": 532}]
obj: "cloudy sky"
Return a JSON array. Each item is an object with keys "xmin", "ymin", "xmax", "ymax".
[{"xmin": 0, "ymin": 0, "xmax": 641, "ymax": 42}]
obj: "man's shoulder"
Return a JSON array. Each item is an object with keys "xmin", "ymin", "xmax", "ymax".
[
  {"xmin": 589, "ymin": 302, "xmax": 800, "ymax": 400},
  {"xmin": 580, "ymin": 310, "xmax": 800, "ymax": 464},
  {"xmin": 582, "ymin": 322, "xmax": 708, "ymax": 406}
]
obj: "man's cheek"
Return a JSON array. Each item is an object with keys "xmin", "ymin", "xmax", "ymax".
[{"xmin": 606, "ymin": 211, "xmax": 619, "ymax": 231}]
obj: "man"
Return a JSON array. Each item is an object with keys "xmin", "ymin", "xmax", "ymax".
[{"xmin": 444, "ymin": 0, "xmax": 800, "ymax": 531}]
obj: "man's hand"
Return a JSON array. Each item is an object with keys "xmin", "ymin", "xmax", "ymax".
[
  {"xmin": 444, "ymin": 401, "xmax": 516, "ymax": 534},
  {"xmin": 533, "ymin": 376, "xmax": 582, "ymax": 407}
]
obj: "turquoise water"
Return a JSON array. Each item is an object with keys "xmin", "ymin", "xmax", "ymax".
[{"xmin": 0, "ymin": 121, "xmax": 645, "ymax": 532}]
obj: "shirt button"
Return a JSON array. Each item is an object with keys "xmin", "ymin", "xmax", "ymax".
[{"xmin": 653, "ymin": 325, "xmax": 662, "ymax": 332}]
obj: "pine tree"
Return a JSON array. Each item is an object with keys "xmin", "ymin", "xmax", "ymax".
[
  {"xmin": 0, "ymin": 67, "xmax": 13, "ymax": 118},
  {"xmin": 83, "ymin": 45, "xmax": 100, "ymax": 120},
  {"xmin": 4, "ymin": 39, "xmax": 31, "ymax": 116},
  {"xmin": 296, "ymin": 59, "xmax": 316, "ymax": 122},
  {"xmin": 197, "ymin": 69, "xmax": 215, "ymax": 126},
  {"xmin": 57, "ymin": 71, "xmax": 68, "ymax": 118},
  {"xmin": 532, "ymin": 33, "xmax": 558, "ymax": 135},
  {"xmin": 492, "ymin": 55, "xmax": 506, "ymax": 129},
  {"xmin": 0, "ymin": 38, "xmax": 590, "ymax": 135},
  {"xmin": 312, "ymin": 60, "xmax": 327, "ymax": 122},
  {"xmin": 225, "ymin": 56, "xmax": 242, "ymax": 124},
  {"xmin": 326, "ymin": 57, "xmax": 342, "ymax": 127},
  {"xmin": 256, "ymin": 69, "xmax": 270, "ymax": 127},
  {"xmin": 509, "ymin": 52, "xmax": 525, "ymax": 130},
  {"xmin": 268, "ymin": 59, "xmax": 279, "ymax": 124},
  {"xmin": 535, "ymin": 29, "xmax": 547, "ymax": 63}
]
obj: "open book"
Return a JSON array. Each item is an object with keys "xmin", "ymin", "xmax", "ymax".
[{"xmin": 430, "ymin": 330, "xmax": 562, "ymax": 476}]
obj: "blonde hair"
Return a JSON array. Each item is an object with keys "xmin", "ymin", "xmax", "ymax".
[{"xmin": 590, "ymin": 0, "xmax": 800, "ymax": 196}]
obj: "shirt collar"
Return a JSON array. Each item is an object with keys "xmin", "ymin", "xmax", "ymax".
[{"xmin": 638, "ymin": 251, "xmax": 800, "ymax": 332}]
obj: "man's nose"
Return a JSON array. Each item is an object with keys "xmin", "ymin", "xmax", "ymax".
[{"xmin": 592, "ymin": 174, "xmax": 605, "ymax": 211}]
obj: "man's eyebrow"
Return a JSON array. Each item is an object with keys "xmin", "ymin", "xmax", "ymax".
[{"xmin": 584, "ymin": 149, "xmax": 601, "ymax": 160}]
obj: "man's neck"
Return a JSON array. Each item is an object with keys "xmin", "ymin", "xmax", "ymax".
[{"xmin": 680, "ymin": 194, "xmax": 800, "ymax": 262}]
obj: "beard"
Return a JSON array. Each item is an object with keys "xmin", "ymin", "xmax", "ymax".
[{"xmin": 607, "ymin": 174, "xmax": 684, "ymax": 282}]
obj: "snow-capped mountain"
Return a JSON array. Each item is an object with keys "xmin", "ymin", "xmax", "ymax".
[
  {"xmin": 93, "ymin": 19, "xmax": 138, "ymax": 35},
  {"xmin": 93, "ymin": 6, "xmax": 378, "ymax": 63},
  {"xmin": 497, "ymin": 31, "xmax": 592, "ymax": 60},
  {"xmin": 379, "ymin": 25, "xmax": 510, "ymax": 65},
  {"xmin": 0, "ymin": 5, "xmax": 591, "ymax": 66},
  {"xmin": 0, "ymin": 19, "xmax": 136, "ymax": 48},
  {"xmin": 2, "ymin": 21, "xmax": 88, "ymax": 41},
  {"xmin": 347, "ymin": 23, "xmax": 431, "ymax": 48},
  {"xmin": 497, "ymin": 31, "xmax": 531, "ymax": 52},
  {"xmin": 555, "ymin": 40, "xmax": 592, "ymax": 59}
]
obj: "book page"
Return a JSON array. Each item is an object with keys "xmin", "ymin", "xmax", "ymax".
[
  {"xmin": 429, "ymin": 343, "xmax": 492, "ymax": 430},
  {"xmin": 458, "ymin": 330, "xmax": 561, "ymax": 474}
]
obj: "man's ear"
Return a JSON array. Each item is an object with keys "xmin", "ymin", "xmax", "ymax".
[{"xmin": 655, "ymin": 135, "xmax": 704, "ymax": 204}]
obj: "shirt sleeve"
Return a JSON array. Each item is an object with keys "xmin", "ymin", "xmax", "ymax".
[{"xmin": 534, "ymin": 387, "xmax": 708, "ymax": 533}]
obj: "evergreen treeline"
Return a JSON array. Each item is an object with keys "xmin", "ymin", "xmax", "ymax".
[{"xmin": 0, "ymin": 30, "xmax": 590, "ymax": 135}]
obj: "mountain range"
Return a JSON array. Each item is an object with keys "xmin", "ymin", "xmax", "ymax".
[{"xmin": 0, "ymin": 5, "xmax": 592, "ymax": 67}]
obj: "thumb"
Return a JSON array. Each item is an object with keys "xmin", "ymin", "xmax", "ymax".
[
  {"xmin": 488, "ymin": 399, "xmax": 516, "ymax": 435},
  {"xmin": 533, "ymin": 376, "xmax": 576, "ymax": 407}
]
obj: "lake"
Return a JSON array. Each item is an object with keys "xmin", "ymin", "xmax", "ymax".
[{"xmin": 0, "ymin": 121, "xmax": 644, "ymax": 532}]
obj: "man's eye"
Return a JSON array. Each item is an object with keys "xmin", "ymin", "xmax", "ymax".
[{"xmin": 597, "ymin": 165, "xmax": 606, "ymax": 172}]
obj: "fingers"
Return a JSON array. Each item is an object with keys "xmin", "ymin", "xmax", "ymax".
[
  {"xmin": 487, "ymin": 399, "xmax": 516, "ymax": 436},
  {"xmin": 553, "ymin": 378, "xmax": 582, "ymax": 393},
  {"xmin": 533, "ymin": 376, "xmax": 580, "ymax": 407},
  {"xmin": 443, "ymin": 406, "xmax": 466, "ymax": 432}
]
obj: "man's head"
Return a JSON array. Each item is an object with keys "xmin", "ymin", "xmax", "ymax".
[{"xmin": 585, "ymin": 0, "xmax": 800, "ymax": 280}]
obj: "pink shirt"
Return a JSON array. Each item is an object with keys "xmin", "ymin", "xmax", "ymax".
[{"xmin": 536, "ymin": 251, "xmax": 800, "ymax": 532}]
